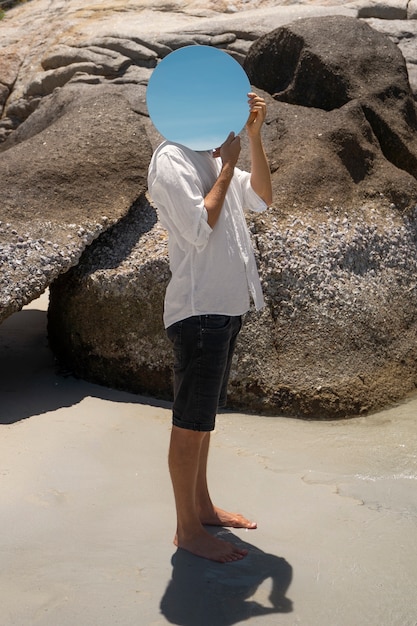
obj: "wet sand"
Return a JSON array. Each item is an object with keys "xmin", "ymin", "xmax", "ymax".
[{"xmin": 0, "ymin": 292, "xmax": 416, "ymax": 625}]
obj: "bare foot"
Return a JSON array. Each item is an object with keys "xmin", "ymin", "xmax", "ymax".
[
  {"xmin": 200, "ymin": 506, "xmax": 257, "ymax": 529},
  {"xmin": 174, "ymin": 528, "xmax": 248, "ymax": 563}
]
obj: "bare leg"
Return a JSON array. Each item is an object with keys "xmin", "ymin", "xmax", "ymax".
[
  {"xmin": 196, "ymin": 432, "xmax": 257, "ymax": 529},
  {"xmin": 168, "ymin": 425, "xmax": 248, "ymax": 563}
]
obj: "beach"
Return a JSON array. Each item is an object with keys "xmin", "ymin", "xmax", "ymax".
[{"xmin": 0, "ymin": 291, "xmax": 416, "ymax": 625}]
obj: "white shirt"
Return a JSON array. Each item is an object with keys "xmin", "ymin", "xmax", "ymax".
[{"xmin": 147, "ymin": 141, "xmax": 267, "ymax": 328}]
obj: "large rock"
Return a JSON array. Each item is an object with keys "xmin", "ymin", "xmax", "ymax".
[
  {"xmin": 0, "ymin": 84, "xmax": 152, "ymax": 323},
  {"xmin": 47, "ymin": 17, "xmax": 417, "ymax": 418},
  {"xmin": 3, "ymin": 1, "xmax": 417, "ymax": 417},
  {"xmin": 236, "ymin": 18, "xmax": 417, "ymax": 416},
  {"xmin": 4, "ymin": 0, "xmax": 417, "ymax": 145},
  {"xmin": 48, "ymin": 196, "xmax": 172, "ymax": 399},
  {"xmin": 3, "ymin": 0, "xmax": 358, "ymax": 322},
  {"xmin": 243, "ymin": 16, "xmax": 417, "ymax": 209}
]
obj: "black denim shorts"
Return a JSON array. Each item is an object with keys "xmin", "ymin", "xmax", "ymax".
[{"xmin": 166, "ymin": 314, "xmax": 242, "ymax": 431}]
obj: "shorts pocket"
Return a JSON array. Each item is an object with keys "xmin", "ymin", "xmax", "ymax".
[{"xmin": 203, "ymin": 314, "xmax": 231, "ymax": 331}]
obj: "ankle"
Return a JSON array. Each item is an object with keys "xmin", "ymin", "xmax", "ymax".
[{"xmin": 176, "ymin": 522, "xmax": 206, "ymax": 541}]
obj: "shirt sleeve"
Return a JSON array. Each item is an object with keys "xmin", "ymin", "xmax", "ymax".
[
  {"xmin": 235, "ymin": 168, "xmax": 268, "ymax": 213},
  {"xmin": 148, "ymin": 149, "xmax": 212, "ymax": 250}
]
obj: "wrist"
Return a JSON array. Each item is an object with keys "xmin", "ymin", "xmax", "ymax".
[
  {"xmin": 220, "ymin": 162, "xmax": 235, "ymax": 177},
  {"xmin": 248, "ymin": 132, "xmax": 262, "ymax": 143}
]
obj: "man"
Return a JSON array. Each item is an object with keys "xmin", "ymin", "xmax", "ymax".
[{"xmin": 148, "ymin": 92, "xmax": 272, "ymax": 563}]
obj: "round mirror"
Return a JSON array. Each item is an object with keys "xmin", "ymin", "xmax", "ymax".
[{"xmin": 146, "ymin": 45, "xmax": 251, "ymax": 151}]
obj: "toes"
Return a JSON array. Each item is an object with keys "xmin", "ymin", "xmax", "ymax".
[{"xmin": 232, "ymin": 515, "xmax": 257, "ymax": 529}]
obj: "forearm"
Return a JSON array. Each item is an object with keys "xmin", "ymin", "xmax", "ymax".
[
  {"xmin": 249, "ymin": 135, "xmax": 273, "ymax": 206},
  {"xmin": 204, "ymin": 164, "xmax": 234, "ymax": 228}
]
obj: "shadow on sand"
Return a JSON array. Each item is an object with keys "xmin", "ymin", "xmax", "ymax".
[
  {"xmin": 160, "ymin": 528, "xmax": 293, "ymax": 625},
  {"xmin": 0, "ymin": 306, "xmax": 170, "ymax": 424}
]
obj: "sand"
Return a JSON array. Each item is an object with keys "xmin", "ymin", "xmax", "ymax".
[{"xmin": 0, "ymin": 292, "xmax": 416, "ymax": 626}]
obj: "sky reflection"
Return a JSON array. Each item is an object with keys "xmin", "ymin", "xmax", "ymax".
[{"xmin": 146, "ymin": 45, "xmax": 251, "ymax": 151}]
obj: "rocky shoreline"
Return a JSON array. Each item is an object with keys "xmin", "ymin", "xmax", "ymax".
[{"xmin": 2, "ymin": 1, "xmax": 417, "ymax": 417}]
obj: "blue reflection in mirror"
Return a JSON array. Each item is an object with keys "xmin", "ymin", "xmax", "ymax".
[{"xmin": 146, "ymin": 45, "xmax": 251, "ymax": 151}]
